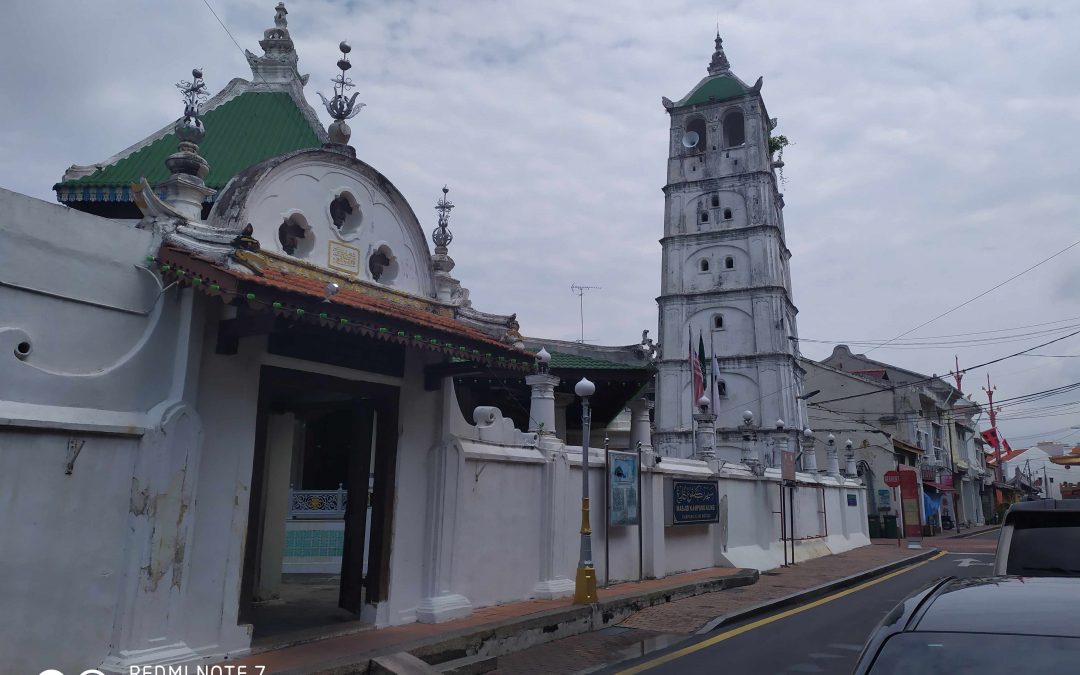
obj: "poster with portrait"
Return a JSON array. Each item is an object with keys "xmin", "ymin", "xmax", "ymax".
[{"xmin": 607, "ymin": 449, "xmax": 640, "ymax": 527}]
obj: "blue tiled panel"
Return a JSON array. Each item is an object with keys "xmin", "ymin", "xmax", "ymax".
[{"xmin": 284, "ymin": 528, "xmax": 344, "ymax": 557}]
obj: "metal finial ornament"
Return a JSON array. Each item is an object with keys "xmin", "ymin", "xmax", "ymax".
[
  {"xmin": 432, "ymin": 185, "xmax": 454, "ymax": 252},
  {"xmin": 318, "ymin": 40, "xmax": 366, "ymax": 144},
  {"xmin": 175, "ymin": 68, "xmax": 209, "ymax": 144}
]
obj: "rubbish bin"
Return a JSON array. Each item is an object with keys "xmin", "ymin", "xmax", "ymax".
[
  {"xmin": 882, "ymin": 515, "xmax": 898, "ymax": 539},
  {"xmin": 868, "ymin": 517, "xmax": 881, "ymax": 538}
]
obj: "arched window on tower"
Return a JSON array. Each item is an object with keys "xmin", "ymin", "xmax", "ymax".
[
  {"xmin": 723, "ymin": 109, "xmax": 745, "ymax": 147},
  {"xmin": 718, "ymin": 380, "xmax": 727, "ymax": 397},
  {"xmin": 713, "ymin": 314, "xmax": 724, "ymax": 330},
  {"xmin": 699, "ymin": 259, "xmax": 710, "ymax": 272},
  {"xmin": 700, "ymin": 211, "xmax": 709, "ymax": 223},
  {"xmin": 725, "ymin": 256, "xmax": 735, "ymax": 269},
  {"xmin": 711, "ymin": 194, "xmax": 720, "ymax": 208},
  {"xmin": 723, "ymin": 208, "xmax": 733, "ymax": 220},
  {"xmin": 684, "ymin": 117, "xmax": 707, "ymax": 155}
]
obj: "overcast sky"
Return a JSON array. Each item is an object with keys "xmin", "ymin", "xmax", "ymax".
[{"xmin": 3, "ymin": 0, "xmax": 1080, "ymax": 445}]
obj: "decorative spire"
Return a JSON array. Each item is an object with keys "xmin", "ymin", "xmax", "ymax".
[
  {"xmin": 318, "ymin": 41, "xmax": 366, "ymax": 145},
  {"xmin": 166, "ymin": 68, "xmax": 210, "ymax": 180},
  {"xmin": 707, "ymin": 32, "xmax": 731, "ymax": 75},
  {"xmin": 245, "ymin": 2, "xmax": 308, "ymax": 86},
  {"xmin": 433, "ymin": 185, "xmax": 454, "ymax": 253}
]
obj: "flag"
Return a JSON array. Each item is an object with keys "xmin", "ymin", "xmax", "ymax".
[
  {"xmin": 1002, "ymin": 437, "xmax": 1012, "ymax": 453},
  {"xmin": 690, "ymin": 329, "xmax": 704, "ymax": 406},
  {"xmin": 710, "ymin": 351, "xmax": 722, "ymax": 414},
  {"xmin": 698, "ymin": 333, "xmax": 707, "ymax": 395},
  {"xmin": 981, "ymin": 427, "xmax": 1000, "ymax": 450}
]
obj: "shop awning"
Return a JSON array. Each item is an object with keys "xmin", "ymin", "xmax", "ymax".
[{"xmin": 923, "ymin": 481, "xmax": 955, "ymax": 492}]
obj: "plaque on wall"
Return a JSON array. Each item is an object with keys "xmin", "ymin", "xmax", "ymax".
[
  {"xmin": 328, "ymin": 240, "xmax": 361, "ymax": 276},
  {"xmin": 607, "ymin": 449, "xmax": 640, "ymax": 527},
  {"xmin": 670, "ymin": 479, "xmax": 720, "ymax": 525}
]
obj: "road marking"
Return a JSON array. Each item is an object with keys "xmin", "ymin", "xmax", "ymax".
[
  {"xmin": 615, "ymin": 552, "xmax": 948, "ymax": 675},
  {"xmin": 943, "ymin": 551, "xmax": 994, "ymax": 555},
  {"xmin": 954, "ymin": 558, "xmax": 993, "ymax": 567}
]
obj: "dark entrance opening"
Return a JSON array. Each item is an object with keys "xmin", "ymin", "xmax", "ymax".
[{"xmin": 239, "ymin": 366, "xmax": 399, "ymax": 644}]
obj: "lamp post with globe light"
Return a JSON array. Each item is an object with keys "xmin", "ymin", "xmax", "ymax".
[{"xmin": 573, "ymin": 377, "xmax": 598, "ymax": 604}]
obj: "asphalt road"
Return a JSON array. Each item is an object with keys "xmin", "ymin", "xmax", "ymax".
[{"xmin": 614, "ymin": 531, "xmax": 999, "ymax": 675}]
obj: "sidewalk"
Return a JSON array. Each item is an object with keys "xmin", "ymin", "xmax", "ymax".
[
  {"xmin": 871, "ymin": 524, "xmax": 999, "ymax": 553},
  {"xmin": 490, "ymin": 544, "xmax": 930, "ymax": 675},
  {"xmin": 226, "ymin": 566, "xmax": 756, "ymax": 674}
]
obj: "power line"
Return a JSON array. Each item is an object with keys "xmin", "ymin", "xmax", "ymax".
[
  {"xmin": 801, "ymin": 314, "xmax": 1080, "ymax": 343},
  {"xmin": 863, "ymin": 237, "xmax": 1080, "ymax": 355}
]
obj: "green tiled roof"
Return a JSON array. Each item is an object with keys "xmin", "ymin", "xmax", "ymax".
[
  {"xmin": 681, "ymin": 75, "xmax": 748, "ymax": 107},
  {"xmin": 548, "ymin": 351, "xmax": 646, "ymax": 371},
  {"xmin": 55, "ymin": 92, "xmax": 322, "ymax": 194}
]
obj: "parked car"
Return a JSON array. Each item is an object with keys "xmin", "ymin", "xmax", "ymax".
[
  {"xmin": 994, "ymin": 498, "xmax": 1080, "ymax": 576},
  {"xmin": 852, "ymin": 576, "xmax": 1080, "ymax": 673}
]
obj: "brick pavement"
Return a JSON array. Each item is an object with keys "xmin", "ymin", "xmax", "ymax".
[
  {"xmin": 491, "ymin": 544, "xmax": 925, "ymax": 674},
  {"xmin": 227, "ymin": 566, "xmax": 746, "ymax": 673}
]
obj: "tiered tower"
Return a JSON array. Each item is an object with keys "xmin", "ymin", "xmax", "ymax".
[{"xmin": 653, "ymin": 35, "xmax": 806, "ymax": 461}]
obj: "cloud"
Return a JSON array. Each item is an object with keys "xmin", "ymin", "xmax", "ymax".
[{"xmin": 3, "ymin": 0, "xmax": 1080, "ymax": 441}]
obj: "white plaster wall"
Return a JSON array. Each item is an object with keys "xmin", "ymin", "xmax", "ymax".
[
  {"xmin": 0, "ymin": 430, "xmax": 137, "ymax": 675},
  {"xmin": 181, "ymin": 324, "xmax": 265, "ymax": 657},
  {"xmin": 383, "ymin": 349, "xmax": 441, "ymax": 626},
  {"xmin": 455, "ymin": 458, "xmax": 544, "ymax": 606}
]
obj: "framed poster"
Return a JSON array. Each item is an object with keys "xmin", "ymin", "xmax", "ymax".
[
  {"xmin": 669, "ymin": 479, "xmax": 720, "ymax": 525},
  {"xmin": 607, "ymin": 449, "xmax": 640, "ymax": 527}
]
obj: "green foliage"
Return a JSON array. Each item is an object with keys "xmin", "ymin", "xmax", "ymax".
[{"xmin": 769, "ymin": 134, "xmax": 790, "ymax": 155}]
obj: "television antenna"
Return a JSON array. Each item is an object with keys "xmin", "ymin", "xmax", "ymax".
[{"xmin": 570, "ymin": 284, "xmax": 601, "ymax": 343}]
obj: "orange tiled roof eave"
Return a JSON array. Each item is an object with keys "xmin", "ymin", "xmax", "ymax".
[{"xmin": 155, "ymin": 246, "xmax": 533, "ymax": 370}]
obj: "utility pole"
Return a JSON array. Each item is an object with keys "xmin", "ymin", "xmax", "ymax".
[
  {"xmin": 570, "ymin": 284, "xmax": 601, "ymax": 344},
  {"xmin": 983, "ymin": 373, "xmax": 1001, "ymax": 482}
]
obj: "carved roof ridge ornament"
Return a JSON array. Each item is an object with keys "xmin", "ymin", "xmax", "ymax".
[
  {"xmin": 318, "ymin": 41, "xmax": 366, "ymax": 145},
  {"xmin": 433, "ymin": 185, "xmax": 454, "ymax": 253},
  {"xmin": 707, "ymin": 32, "xmax": 731, "ymax": 75}
]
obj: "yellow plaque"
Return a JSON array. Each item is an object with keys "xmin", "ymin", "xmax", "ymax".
[{"xmin": 328, "ymin": 240, "xmax": 361, "ymax": 276}]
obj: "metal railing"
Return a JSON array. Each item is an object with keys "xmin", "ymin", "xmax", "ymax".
[{"xmin": 289, "ymin": 483, "xmax": 348, "ymax": 519}]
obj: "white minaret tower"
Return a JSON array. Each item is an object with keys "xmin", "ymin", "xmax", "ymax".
[{"xmin": 653, "ymin": 34, "xmax": 806, "ymax": 462}]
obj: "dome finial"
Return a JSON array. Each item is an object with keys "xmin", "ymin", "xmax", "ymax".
[
  {"xmin": 166, "ymin": 68, "xmax": 210, "ymax": 180},
  {"xmin": 432, "ymin": 185, "xmax": 455, "ymax": 253},
  {"xmin": 318, "ymin": 40, "xmax": 366, "ymax": 145},
  {"xmin": 708, "ymin": 32, "xmax": 731, "ymax": 75}
]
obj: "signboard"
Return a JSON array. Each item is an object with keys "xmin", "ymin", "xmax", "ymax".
[
  {"xmin": 607, "ymin": 450, "xmax": 640, "ymax": 527},
  {"xmin": 877, "ymin": 488, "xmax": 892, "ymax": 511},
  {"xmin": 883, "ymin": 470, "xmax": 901, "ymax": 488},
  {"xmin": 670, "ymin": 479, "xmax": 720, "ymax": 525},
  {"xmin": 847, "ymin": 493, "xmax": 858, "ymax": 507},
  {"xmin": 899, "ymin": 466, "xmax": 922, "ymax": 539},
  {"xmin": 781, "ymin": 447, "xmax": 796, "ymax": 482},
  {"xmin": 941, "ymin": 473, "xmax": 954, "ymax": 490},
  {"xmin": 328, "ymin": 240, "xmax": 361, "ymax": 276}
]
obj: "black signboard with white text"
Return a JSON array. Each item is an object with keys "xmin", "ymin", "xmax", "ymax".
[{"xmin": 669, "ymin": 479, "xmax": 720, "ymax": 525}]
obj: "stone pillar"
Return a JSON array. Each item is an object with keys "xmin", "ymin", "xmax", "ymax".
[
  {"xmin": 526, "ymin": 373, "xmax": 560, "ymax": 436},
  {"xmin": 694, "ymin": 411, "xmax": 717, "ymax": 461},
  {"xmin": 256, "ymin": 413, "xmax": 296, "ymax": 601},
  {"xmin": 801, "ymin": 432, "xmax": 818, "ymax": 473},
  {"xmin": 629, "ymin": 397, "xmax": 653, "ymax": 450},
  {"xmin": 533, "ymin": 436, "xmax": 575, "ymax": 599},
  {"xmin": 554, "ymin": 392, "xmax": 575, "ymax": 442},
  {"xmin": 826, "ymin": 436, "xmax": 841, "ymax": 477},
  {"xmin": 845, "ymin": 442, "xmax": 858, "ymax": 479},
  {"xmin": 640, "ymin": 470, "xmax": 666, "ymax": 578}
]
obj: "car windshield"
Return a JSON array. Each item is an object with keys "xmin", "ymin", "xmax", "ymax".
[
  {"xmin": 868, "ymin": 632, "xmax": 1080, "ymax": 673},
  {"xmin": 1006, "ymin": 514, "xmax": 1080, "ymax": 576}
]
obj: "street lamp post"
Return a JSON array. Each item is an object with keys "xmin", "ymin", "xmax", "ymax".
[{"xmin": 573, "ymin": 377, "xmax": 598, "ymax": 604}]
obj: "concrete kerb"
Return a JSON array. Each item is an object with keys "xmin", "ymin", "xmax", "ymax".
[
  {"xmin": 948, "ymin": 526, "xmax": 1000, "ymax": 539},
  {"xmin": 694, "ymin": 548, "xmax": 940, "ymax": 635},
  {"xmin": 298, "ymin": 570, "xmax": 759, "ymax": 675}
]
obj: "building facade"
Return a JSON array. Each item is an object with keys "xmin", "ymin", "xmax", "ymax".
[{"xmin": 653, "ymin": 36, "xmax": 806, "ymax": 462}]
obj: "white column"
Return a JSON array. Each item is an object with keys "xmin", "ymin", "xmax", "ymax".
[
  {"xmin": 801, "ymin": 429, "xmax": 818, "ymax": 473},
  {"xmin": 526, "ymin": 373, "xmax": 560, "ymax": 436},
  {"xmin": 844, "ymin": 440, "xmax": 858, "ymax": 479},
  {"xmin": 533, "ymin": 436, "xmax": 575, "ymax": 599},
  {"xmin": 826, "ymin": 435, "xmax": 841, "ymax": 477},
  {"xmin": 256, "ymin": 413, "xmax": 295, "ymax": 601},
  {"xmin": 694, "ymin": 411, "xmax": 717, "ymax": 461},
  {"xmin": 416, "ymin": 436, "xmax": 472, "ymax": 623}
]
